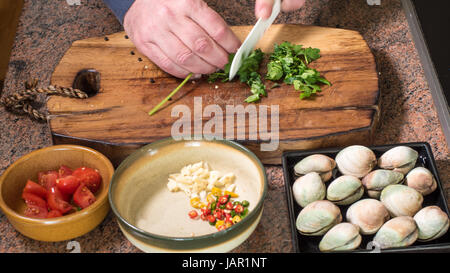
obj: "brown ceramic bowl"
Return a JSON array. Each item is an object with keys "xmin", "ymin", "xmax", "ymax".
[{"xmin": 0, "ymin": 145, "xmax": 114, "ymax": 242}]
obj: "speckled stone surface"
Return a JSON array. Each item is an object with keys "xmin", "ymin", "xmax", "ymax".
[{"xmin": 0, "ymin": 0, "xmax": 448, "ymax": 253}]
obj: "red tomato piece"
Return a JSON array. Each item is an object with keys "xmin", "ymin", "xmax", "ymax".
[
  {"xmin": 201, "ymin": 208, "xmax": 211, "ymax": 216},
  {"xmin": 47, "ymin": 210, "xmax": 63, "ymax": 218},
  {"xmin": 47, "ymin": 187, "xmax": 73, "ymax": 214},
  {"xmin": 22, "ymin": 192, "xmax": 47, "ymax": 209},
  {"xmin": 188, "ymin": 210, "xmax": 198, "ymax": 219},
  {"xmin": 24, "ymin": 205, "xmax": 48, "ymax": 218},
  {"xmin": 224, "ymin": 212, "xmax": 232, "ymax": 223},
  {"xmin": 218, "ymin": 195, "xmax": 229, "ymax": 204},
  {"xmin": 72, "ymin": 167, "xmax": 102, "ymax": 193},
  {"xmin": 23, "ymin": 180, "xmax": 48, "ymax": 199},
  {"xmin": 58, "ymin": 165, "xmax": 73, "ymax": 178},
  {"xmin": 207, "ymin": 214, "xmax": 216, "ymax": 224},
  {"xmin": 234, "ymin": 204, "xmax": 244, "ymax": 214},
  {"xmin": 225, "ymin": 201, "xmax": 234, "ymax": 210},
  {"xmin": 56, "ymin": 175, "xmax": 80, "ymax": 195},
  {"xmin": 73, "ymin": 184, "xmax": 96, "ymax": 209},
  {"xmin": 40, "ymin": 171, "xmax": 59, "ymax": 190},
  {"xmin": 213, "ymin": 209, "xmax": 224, "ymax": 220}
]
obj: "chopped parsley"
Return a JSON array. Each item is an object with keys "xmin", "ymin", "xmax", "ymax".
[
  {"xmin": 208, "ymin": 42, "xmax": 330, "ymax": 102},
  {"xmin": 208, "ymin": 49, "xmax": 266, "ymax": 103},
  {"xmin": 266, "ymin": 41, "xmax": 330, "ymax": 99}
]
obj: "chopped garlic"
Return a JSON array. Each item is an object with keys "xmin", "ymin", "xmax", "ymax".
[
  {"xmin": 167, "ymin": 179, "xmax": 178, "ymax": 192},
  {"xmin": 225, "ymin": 183, "xmax": 236, "ymax": 193},
  {"xmin": 218, "ymin": 173, "xmax": 235, "ymax": 186},
  {"xmin": 167, "ymin": 161, "xmax": 237, "ymax": 200}
]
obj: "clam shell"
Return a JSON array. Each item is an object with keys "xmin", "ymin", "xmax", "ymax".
[
  {"xmin": 335, "ymin": 145, "xmax": 377, "ymax": 178},
  {"xmin": 294, "ymin": 154, "xmax": 336, "ymax": 182},
  {"xmin": 380, "ymin": 184, "xmax": 423, "ymax": 217},
  {"xmin": 405, "ymin": 167, "xmax": 437, "ymax": 196},
  {"xmin": 373, "ymin": 216, "xmax": 418, "ymax": 249},
  {"xmin": 296, "ymin": 200, "xmax": 342, "ymax": 236},
  {"xmin": 326, "ymin": 175, "xmax": 364, "ymax": 205},
  {"xmin": 292, "ymin": 172, "xmax": 326, "ymax": 208},
  {"xmin": 319, "ymin": 223, "xmax": 362, "ymax": 252},
  {"xmin": 362, "ymin": 170, "xmax": 404, "ymax": 199},
  {"xmin": 346, "ymin": 199, "xmax": 390, "ymax": 235},
  {"xmin": 414, "ymin": 206, "xmax": 449, "ymax": 242},
  {"xmin": 378, "ymin": 146, "xmax": 418, "ymax": 175}
]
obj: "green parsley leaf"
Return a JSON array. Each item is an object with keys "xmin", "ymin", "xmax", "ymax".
[
  {"xmin": 266, "ymin": 41, "xmax": 330, "ymax": 99},
  {"xmin": 208, "ymin": 49, "xmax": 266, "ymax": 103}
]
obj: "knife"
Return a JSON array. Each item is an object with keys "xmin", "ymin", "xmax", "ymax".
[{"xmin": 228, "ymin": 0, "xmax": 281, "ymax": 81}]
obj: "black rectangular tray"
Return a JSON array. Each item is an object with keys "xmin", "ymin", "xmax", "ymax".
[{"xmin": 282, "ymin": 142, "xmax": 450, "ymax": 253}]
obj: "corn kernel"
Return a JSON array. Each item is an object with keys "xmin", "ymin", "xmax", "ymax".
[
  {"xmin": 190, "ymin": 197, "xmax": 201, "ymax": 208},
  {"xmin": 206, "ymin": 193, "xmax": 216, "ymax": 203},
  {"xmin": 224, "ymin": 190, "xmax": 239, "ymax": 198},
  {"xmin": 211, "ymin": 187, "xmax": 222, "ymax": 196},
  {"xmin": 215, "ymin": 220, "xmax": 225, "ymax": 229}
]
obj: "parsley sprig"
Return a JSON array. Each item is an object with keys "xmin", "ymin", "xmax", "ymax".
[
  {"xmin": 208, "ymin": 49, "xmax": 266, "ymax": 103},
  {"xmin": 266, "ymin": 41, "xmax": 330, "ymax": 99}
]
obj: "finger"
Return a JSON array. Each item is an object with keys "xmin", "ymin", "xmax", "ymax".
[
  {"xmin": 255, "ymin": 0, "xmax": 274, "ymax": 19},
  {"xmin": 169, "ymin": 17, "xmax": 229, "ymax": 69},
  {"xmin": 154, "ymin": 31, "xmax": 217, "ymax": 75},
  {"xmin": 189, "ymin": 5, "xmax": 241, "ymax": 53},
  {"xmin": 281, "ymin": 0, "xmax": 305, "ymax": 11},
  {"xmin": 137, "ymin": 42, "xmax": 191, "ymax": 78}
]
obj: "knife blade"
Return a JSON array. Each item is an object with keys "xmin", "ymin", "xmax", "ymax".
[{"xmin": 228, "ymin": 0, "xmax": 281, "ymax": 81}]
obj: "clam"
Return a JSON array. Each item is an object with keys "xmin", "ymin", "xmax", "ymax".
[
  {"xmin": 326, "ymin": 175, "xmax": 364, "ymax": 205},
  {"xmin": 294, "ymin": 154, "xmax": 336, "ymax": 182},
  {"xmin": 296, "ymin": 200, "xmax": 342, "ymax": 236},
  {"xmin": 362, "ymin": 170, "xmax": 404, "ymax": 199},
  {"xmin": 414, "ymin": 206, "xmax": 449, "ymax": 242},
  {"xmin": 319, "ymin": 223, "xmax": 362, "ymax": 252},
  {"xmin": 346, "ymin": 199, "xmax": 390, "ymax": 235},
  {"xmin": 335, "ymin": 145, "xmax": 377, "ymax": 178},
  {"xmin": 378, "ymin": 146, "xmax": 418, "ymax": 175},
  {"xmin": 292, "ymin": 172, "xmax": 326, "ymax": 208},
  {"xmin": 380, "ymin": 184, "xmax": 423, "ymax": 217},
  {"xmin": 373, "ymin": 216, "xmax": 418, "ymax": 249},
  {"xmin": 405, "ymin": 167, "xmax": 437, "ymax": 196}
]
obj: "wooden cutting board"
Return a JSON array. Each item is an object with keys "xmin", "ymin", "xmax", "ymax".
[{"xmin": 49, "ymin": 24, "xmax": 379, "ymax": 165}]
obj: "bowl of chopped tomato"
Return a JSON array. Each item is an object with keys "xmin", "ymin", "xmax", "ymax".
[{"xmin": 0, "ymin": 145, "xmax": 114, "ymax": 241}]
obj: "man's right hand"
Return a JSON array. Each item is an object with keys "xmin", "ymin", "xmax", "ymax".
[
  {"xmin": 255, "ymin": 0, "xmax": 306, "ymax": 19},
  {"xmin": 124, "ymin": 0, "xmax": 241, "ymax": 78}
]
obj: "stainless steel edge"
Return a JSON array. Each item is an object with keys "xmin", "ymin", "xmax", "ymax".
[{"xmin": 401, "ymin": 0, "xmax": 450, "ymax": 149}]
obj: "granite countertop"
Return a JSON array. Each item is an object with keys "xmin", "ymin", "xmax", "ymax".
[{"xmin": 0, "ymin": 0, "xmax": 448, "ymax": 253}]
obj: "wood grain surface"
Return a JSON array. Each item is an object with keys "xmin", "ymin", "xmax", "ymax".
[{"xmin": 49, "ymin": 24, "xmax": 379, "ymax": 165}]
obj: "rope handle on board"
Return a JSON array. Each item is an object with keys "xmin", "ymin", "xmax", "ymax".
[{"xmin": 1, "ymin": 79, "xmax": 88, "ymax": 122}]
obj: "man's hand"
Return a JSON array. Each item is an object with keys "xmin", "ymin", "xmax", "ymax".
[
  {"xmin": 255, "ymin": 0, "xmax": 305, "ymax": 19},
  {"xmin": 124, "ymin": 0, "xmax": 241, "ymax": 78}
]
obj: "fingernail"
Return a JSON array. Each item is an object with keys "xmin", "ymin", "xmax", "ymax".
[
  {"xmin": 192, "ymin": 73, "xmax": 202, "ymax": 79},
  {"xmin": 256, "ymin": 4, "xmax": 270, "ymax": 19}
]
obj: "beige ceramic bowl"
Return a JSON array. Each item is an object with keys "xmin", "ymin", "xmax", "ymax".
[
  {"xmin": 109, "ymin": 138, "xmax": 267, "ymax": 252},
  {"xmin": 0, "ymin": 145, "xmax": 114, "ymax": 241}
]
